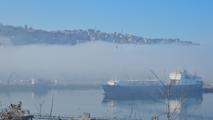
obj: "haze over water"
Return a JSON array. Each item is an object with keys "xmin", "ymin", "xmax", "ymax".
[
  {"xmin": 0, "ymin": 42, "xmax": 213, "ymax": 84},
  {"xmin": 0, "ymin": 42, "xmax": 213, "ymax": 119}
]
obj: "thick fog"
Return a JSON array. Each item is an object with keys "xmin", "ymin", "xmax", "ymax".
[{"xmin": 0, "ymin": 41, "xmax": 213, "ymax": 85}]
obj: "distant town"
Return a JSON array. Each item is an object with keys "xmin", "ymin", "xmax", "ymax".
[{"xmin": 0, "ymin": 23, "xmax": 199, "ymax": 46}]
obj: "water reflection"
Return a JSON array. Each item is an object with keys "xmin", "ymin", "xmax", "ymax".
[
  {"xmin": 0, "ymin": 89, "xmax": 49, "ymax": 97},
  {"xmin": 0, "ymin": 89, "xmax": 212, "ymax": 120},
  {"xmin": 102, "ymin": 96, "xmax": 211, "ymax": 120}
]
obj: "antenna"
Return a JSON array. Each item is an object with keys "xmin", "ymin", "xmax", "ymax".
[
  {"xmin": 150, "ymin": 69, "xmax": 169, "ymax": 99},
  {"xmin": 150, "ymin": 70, "xmax": 167, "ymax": 87},
  {"xmin": 7, "ymin": 72, "xmax": 16, "ymax": 85},
  {"xmin": 49, "ymin": 95, "xmax": 54, "ymax": 119}
]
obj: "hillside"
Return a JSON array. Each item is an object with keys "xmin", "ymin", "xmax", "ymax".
[{"xmin": 0, "ymin": 24, "xmax": 199, "ymax": 46}]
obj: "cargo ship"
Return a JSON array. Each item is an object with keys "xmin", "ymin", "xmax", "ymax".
[{"xmin": 102, "ymin": 70, "xmax": 203, "ymax": 99}]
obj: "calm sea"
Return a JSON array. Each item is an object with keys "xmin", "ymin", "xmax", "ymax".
[{"xmin": 0, "ymin": 89, "xmax": 212, "ymax": 120}]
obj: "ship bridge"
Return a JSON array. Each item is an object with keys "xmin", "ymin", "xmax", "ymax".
[{"xmin": 169, "ymin": 70, "xmax": 202, "ymax": 85}]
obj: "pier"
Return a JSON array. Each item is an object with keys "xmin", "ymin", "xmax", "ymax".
[{"xmin": 33, "ymin": 113, "xmax": 108, "ymax": 120}]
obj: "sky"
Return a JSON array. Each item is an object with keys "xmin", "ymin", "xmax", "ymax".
[{"xmin": 0, "ymin": 0, "xmax": 212, "ymax": 43}]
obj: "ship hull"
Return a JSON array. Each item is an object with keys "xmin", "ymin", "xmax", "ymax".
[{"xmin": 102, "ymin": 84, "xmax": 203, "ymax": 100}]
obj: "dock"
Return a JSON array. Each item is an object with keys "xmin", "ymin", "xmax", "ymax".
[{"xmin": 33, "ymin": 113, "xmax": 109, "ymax": 120}]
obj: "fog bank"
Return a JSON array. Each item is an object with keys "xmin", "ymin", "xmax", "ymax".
[{"xmin": 0, "ymin": 41, "xmax": 212, "ymax": 84}]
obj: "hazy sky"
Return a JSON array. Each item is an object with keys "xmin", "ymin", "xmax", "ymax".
[{"xmin": 0, "ymin": 0, "xmax": 212, "ymax": 43}]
